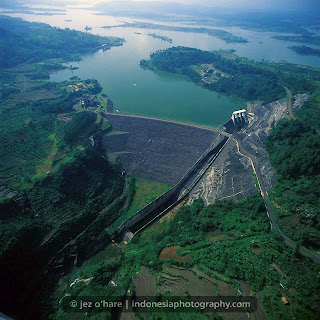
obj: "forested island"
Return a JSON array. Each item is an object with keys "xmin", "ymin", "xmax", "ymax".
[
  {"xmin": 134, "ymin": 31, "xmax": 173, "ymax": 42},
  {"xmin": 103, "ymin": 21, "xmax": 248, "ymax": 43},
  {"xmin": 147, "ymin": 33, "xmax": 173, "ymax": 43},
  {"xmin": 140, "ymin": 46, "xmax": 317, "ymax": 103},
  {"xmin": 289, "ymin": 45, "xmax": 320, "ymax": 57},
  {"xmin": 272, "ymin": 34, "xmax": 320, "ymax": 46}
]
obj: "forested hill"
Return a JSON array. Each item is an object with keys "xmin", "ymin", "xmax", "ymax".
[
  {"xmin": 266, "ymin": 119, "xmax": 320, "ymax": 249},
  {"xmin": 0, "ymin": 15, "xmax": 124, "ymax": 68},
  {"xmin": 0, "ymin": 16, "xmax": 126, "ymax": 318},
  {"xmin": 140, "ymin": 46, "xmax": 319, "ymax": 103}
]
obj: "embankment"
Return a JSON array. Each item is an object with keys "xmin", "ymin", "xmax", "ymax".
[{"xmin": 102, "ymin": 113, "xmax": 222, "ymax": 186}]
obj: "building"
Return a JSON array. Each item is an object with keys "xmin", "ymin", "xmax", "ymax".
[
  {"xmin": 231, "ymin": 109, "xmax": 247, "ymax": 129},
  {"xmin": 74, "ymin": 83, "xmax": 86, "ymax": 91},
  {"xmin": 79, "ymin": 94, "xmax": 98, "ymax": 108}
]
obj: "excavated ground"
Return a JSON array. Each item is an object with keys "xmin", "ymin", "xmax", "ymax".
[
  {"xmin": 189, "ymin": 97, "xmax": 292, "ymax": 204},
  {"xmin": 189, "ymin": 138, "xmax": 259, "ymax": 205}
]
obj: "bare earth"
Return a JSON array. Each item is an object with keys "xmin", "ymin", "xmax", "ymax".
[{"xmin": 189, "ymin": 96, "xmax": 290, "ymax": 204}]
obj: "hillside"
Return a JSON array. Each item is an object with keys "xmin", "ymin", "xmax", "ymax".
[
  {"xmin": 0, "ymin": 15, "xmax": 124, "ymax": 67},
  {"xmin": 0, "ymin": 16, "xmax": 126, "ymax": 318}
]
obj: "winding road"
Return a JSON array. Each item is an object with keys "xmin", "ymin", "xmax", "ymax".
[{"xmin": 232, "ymin": 131, "xmax": 320, "ymax": 264}]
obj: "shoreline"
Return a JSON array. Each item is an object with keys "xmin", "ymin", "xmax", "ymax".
[{"xmin": 102, "ymin": 111, "xmax": 231, "ymax": 136}]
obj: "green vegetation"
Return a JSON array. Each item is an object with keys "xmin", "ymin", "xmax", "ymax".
[
  {"xmin": 297, "ymin": 83, "xmax": 320, "ymax": 130},
  {"xmin": 0, "ymin": 144, "xmax": 125, "ymax": 317},
  {"xmin": 0, "ymin": 77, "xmax": 126, "ymax": 313},
  {"xmin": 253, "ymin": 173, "xmax": 260, "ymax": 190},
  {"xmin": 0, "ymin": 15, "xmax": 127, "ymax": 319},
  {"xmin": 57, "ymin": 176, "xmax": 170, "ymax": 260},
  {"xmin": 51, "ymin": 195, "xmax": 320, "ymax": 319},
  {"xmin": 266, "ymin": 119, "xmax": 320, "ymax": 250},
  {"xmin": 95, "ymin": 112, "xmax": 111, "ymax": 130},
  {"xmin": 0, "ymin": 80, "xmax": 125, "ymax": 316},
  {"xmin": 0, "ymin": 99, "xmax": 56, "ymax": 189},
  {"xmin": 267, "ymin": 62, "xmax": 320, "ymax": 82},
  {"xmin": 0, "ymin": 78, "xmax": 103, "ymax": 190},
  {"xmin": 1, "ymin": 12, "xmax": 320, "ymax": 320},
  {"xmin": 0, "ymin": 15, "xmax": 124, "ymax": 68},
  {"xmin": 126, "ymin": 178, "xmax": 171, "ymax": 216},
  {"xmin": 273, "ymin": 34, "xmax": 320, "ymax": 46},
  {"xmin": 147, "ymin": 33, "xmax": 173, "ymax": 43},
  {"xmin": 288, "ymin": 46, "xmax": 320, "ymax": 57},
  {"xmin": 140, "ymin": 46, "xmax": 315, "ymax": 103},
  {"xmin": 63, "ymin": 111, "xmax": 97, "ymax": 145},
  {"xmin": 106, "ymin": 177, "xmax": 171, "ymax": 235},
  {"xmin": 103, "ymin": 21, "xmax": 248, "ymax": 43}
]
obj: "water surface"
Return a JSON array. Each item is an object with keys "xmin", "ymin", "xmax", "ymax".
[{"xmin": 4, "ymin": 9, "xmax": 320, "ymax": 127}]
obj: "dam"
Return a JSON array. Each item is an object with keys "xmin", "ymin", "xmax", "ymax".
[
  {"xmin": 100, "ymin": 113, "xmax": 231, "ymax": 239},
  {"xmin": 117, "ymin": 134, "xmax": 229, "ymax": 238},
  {"xmin": 102, "ymin": 114, "xmax": 222, "ymax": 186}
]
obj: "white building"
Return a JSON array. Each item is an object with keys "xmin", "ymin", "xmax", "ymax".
[{"xmin": 231, "ymin": 109, "xmax": 247, "ymax": 126}]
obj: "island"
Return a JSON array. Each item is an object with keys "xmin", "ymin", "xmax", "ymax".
[
  {"xmin": 134, "ymin": 32, "xmax": 173, "ymax": 42},
  {"xmin": 272, "ymin": 34, "xmax": 320, "ymax": 46},
  {"xmin": 147, "ymin": 33, "xmax": 173, "ymax": 43},
  {"xmin": 288, "ymin": 45, "xmax": 320, "ymax": 57},
  {"xmin": 103, "ymin": 21, "xmax": 248, "ymax": 43}
]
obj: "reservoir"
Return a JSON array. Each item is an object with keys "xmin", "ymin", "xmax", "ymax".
[{"xmin": 6, "ymin": 9, "xmax": 320, "ymax": 127}]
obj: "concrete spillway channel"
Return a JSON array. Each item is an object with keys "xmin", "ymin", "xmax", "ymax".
[{"xmin": 114, "ymin": 134, "xmax": 229, "ymax": 241}]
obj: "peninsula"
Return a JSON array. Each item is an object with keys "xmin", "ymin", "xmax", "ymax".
[{"xmin": 140, "ymin": 46, "xmax": 317, "ymax": 103}]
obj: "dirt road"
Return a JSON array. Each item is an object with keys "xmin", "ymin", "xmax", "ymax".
[{"xmin": 284, "ymin": 86, "xmax": 296, "ymax": 120}]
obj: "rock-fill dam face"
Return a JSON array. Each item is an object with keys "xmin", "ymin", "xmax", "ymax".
[{"xmin": 102, "ymin": 114, "xmax": 220, "ymax": 186}]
